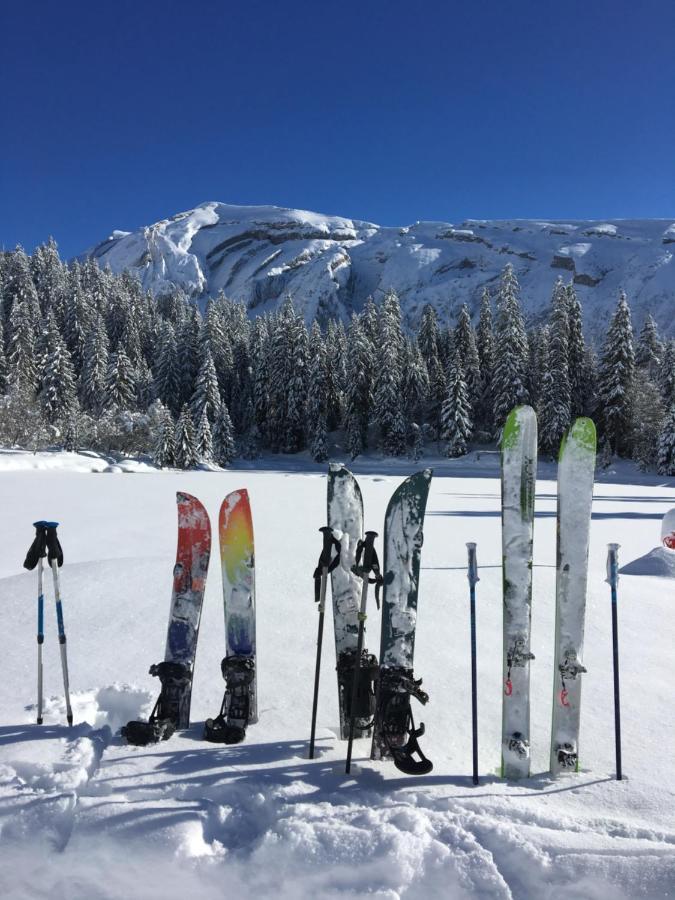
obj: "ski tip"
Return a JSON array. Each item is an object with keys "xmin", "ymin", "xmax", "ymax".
[
  {"xmin": 176, "ymin": 491, "xmax": 201, "ymax": 505},
  {"xmin": 328, "ymin": 461, "xmax": 346, "ymax": 474},
  {"xmin": 569, "ymin": 417, "xmax": 597, "ymax": 455},
  {"xmin": 501, "ymin": 405, "xmax": 536, "ymax": 450}
]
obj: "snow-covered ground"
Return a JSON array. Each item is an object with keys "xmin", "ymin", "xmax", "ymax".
[{"xmin": 1, "ymin": 454, "xmax": 674, "ymax": 899}]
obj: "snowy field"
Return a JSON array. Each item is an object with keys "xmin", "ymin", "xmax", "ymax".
[{"xmin": 0, "ymin": 451, "xmax": 674, "ymax": 899}]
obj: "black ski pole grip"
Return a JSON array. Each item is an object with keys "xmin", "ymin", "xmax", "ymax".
[
  {"xmin": 319, "ymin": 526, "xmax": 334, "ymax": 564},
  {"xmin": 361, "ymin": 530, "xmax": 378, "ymax": 574},
  {"xmin": 45, "ymin": 523, "xmax": 64, "ymax": 567},
  {"xmin": 24, "ymin": 524, "xmax": 48, "ymax": 571}
]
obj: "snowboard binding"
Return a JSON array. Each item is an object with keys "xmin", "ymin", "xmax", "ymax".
[
  {"xmin": 121, "ymin": 661, "xmax": 191, "ymax": 746},
  {"xmin": 556, "ymin": 742, "xmax": 578, "ymax": 769},
  {"xmin": 204, "ymin": 655, "xmax": 255, "ymax": 744},
  {"xmin": 373, "ymin": 666, "xmax": 433, "ymax": 776},
  {"xmin": 337, "ymin": 648, "xmax": 378, "ymax": 733}
]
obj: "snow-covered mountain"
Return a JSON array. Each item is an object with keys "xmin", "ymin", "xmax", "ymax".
[{"xmin": 86, "ymin": 201, "xmax": 675, "ymax": 335}]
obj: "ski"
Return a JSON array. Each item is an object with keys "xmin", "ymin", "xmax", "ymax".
[
  {"xmin": 204, "ymin": 489, "xmax": 257, "ymax": 744},
  {"xmin": 501, "ymin": 405, "xmax": 537, "ymax": 779},
  {"xmin": 123, "ymin": 492, "xmax": 211, "ymax": 745},
  {"xmin": 550, "ymin": 417, "xmax": 596, "ymax": 774},
  {"xmin": 371, "ymin": 469, "xmax": 433, "ymax": 776},
  {"xmin": 327, "ymin": 463, "xmax": 377, "ymax": 740}
]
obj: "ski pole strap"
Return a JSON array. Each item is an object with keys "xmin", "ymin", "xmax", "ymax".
[
  {"xmin": 45, "ymin": 524, "xmax": 64, "ymax": 567},
  {"xmin": 313, "ymin": 527, "xmax": 341, "ymax": 602},
  {"xmin": 23, "ymin": 524, "xmax": 48, "ymax": 571},
  {"xmin": 353, "ymin": 531, "xmax": 383, "ymax": 609}
]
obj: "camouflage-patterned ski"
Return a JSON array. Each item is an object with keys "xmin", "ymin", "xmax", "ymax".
[
  {"xmin": 327, "ymin": 463, "xmax": 375, "ymax": 739},
  {"xmin": 501, "ymin": 406, "xmax": 537, "ymax": 779},
  {"xmin": 371, "ymin": 469, "xmax": 433, "ymax": 775},
  {"xmin": 550, "ymin": 418, "xmax": 596, "ymax": 774}
]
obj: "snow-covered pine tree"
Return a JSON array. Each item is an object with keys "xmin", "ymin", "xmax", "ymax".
[
  {"xmin": 343, "ymin": 314, "xmax": 374, "ymax": 459},
  {"xmin": 402, "ymin": 341, "xmax": 430, "ymax": 428},
  {"xmin": 476, "ymin": 288, "xmax": 495, "ymax": 432},
  {"xmin": 597, "ymin": 292, "xmax": 635, "ymax": 455},
  {"xmin": 39, "ymin": 317, "xmax": 77, "ymax": 425},
  {"xmin": 6, "ymin": 297, "xmax": 38, "ymax": 393},
  {"xmin": 251, "ymin": 318, "xmax": 270, "ymax": 444},
  {"xmin": 153, "ymin": 405, "xmax": 176, "ymax": 468},
  {"xmin": 202, "ymin": 296, "xmax": 233, "ymax": 403},
  {"xmin": 174, "ymin": 403, "xmax": 198, "ymax": 469},
  {"xmin": 454, "ymin": 304, "xmax": 481, "ymax": 420},
  {"xmin": 409, "ymin": 421, "xmax": 423, "ymax": 461},
  {"xmin": 492, "ymin": 264, "xmax": 529, "ymax": 429},
  {"xmin": 566, "ymin": 283, "xmax": 586, "ymax": 419},
  {"xmin": 195, "ymin": 407, "xmax": 213, "ymax": 463},
  {"xmin": 310, "ymin": 413, "xmax": 329, "ymax": 462},
  {"xmin": 441, "ymin": 351, "xmax": 472, "ymax": 457},
  {"xmin": 548, "ymin": 277, "xmax": 571, "ymax": 423},
  {"xmin": 657, "ymin": 403, "xmax": 675, "ymax": 476},
  {"xmin": 537, "ymin": 329, "xmax": 562, "ymax": 457},
  {"xmin": 658, "ymin": 341, "xmax": 675, "ymax": 406},
  {"xmin": 79, "ymin": 315, "xmax": 110, "ymax": 415},
  {"xmin": 306, "ymin": 321, "xmax": 329, "ymax": 455},
  {"xmin": 212, "ymin": 402, "xmax": 236, "ymax": 467},
  {"xmin": 190, "ymin": 348, "xmax": 221, "ymax": 424},
  {"xmin": 324, "ymin": 319, "xmax": 345, "ymax": 431},
  {"xmin": 0, "ymin": 317, "xmax": 7, "ymax": 394},
  {"xmin": 418, "ymin": 304, "xmax": 441, "ymax": 370},
  {"xmin": 154, "ymin": 322, "xmax": 181, "ymax": 415},
  {"xmin": 630, "ymin": 370, "xmax": 665, "ymax": 470},
  {"xmin": 635, "ymin": 314, "xmax": 663, "ymax": 379},
  {"xmin": 373, "ymin": 292, "xmax": 405, "ymax": 455},
  {"xmin": 105, "ymin": 347, "xmax": 136, "ymax": 411}
]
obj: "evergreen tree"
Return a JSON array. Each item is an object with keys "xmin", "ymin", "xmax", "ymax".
[
  {"xmin": 373, "ymin": 292, "xmax": 405, "ymax": 455},
  {"xmin": 492, "ymin": 264, "xmax": 529, "ymax": 428},
  {"xmin": 105, "ymin": 347, "xmax": 136, "ymax": 411},
  {"xmin": 476, "ymin": 288, "xmax": 495, "ymax": 430},
  {"xmin": 537, "ymin": 332, "xmax": 562, "ymax": 457},
  {"xmin": 630, "ymin": 371, "xmax": 665, "ymax": 470},
  {"xmin": 310, "ymin": 413, "xmax": 329, "ymax": 462},
  {"xmin": 40, "ymin": 323, "xmax": 77, "ymax": 425},
  {"xmin": 441, "ymin": 352, "xmax": 472, "ymax": 457},
  {"xmin": 566, "ymin": 284, "xmax": 586, "ymax": 419},
  {"xmin": 174, "ymin": 403, "xmax": 197, "ymax": 469},
  {"xmin": 212, "ymin": 403, "xmax": 236, "ymax": 466},
  {"xmin": 454, "ymin": 304, "xmax": 481, "ymax": 419},
  {"xmin": 635, "ymin": 313, "xmax": 663, "ymax": 378},
  {"xmin": 7, "ymin": 298, "xmax": 38, "ymax": 392},
  {"xmin": 190, "ymin": 348, "xmax": 221, "ymax": 424},
  {"xmin": 324, "ymin": 320, "xmax": 345, "ymax": 430},
  {"xmin": 597, "ymin": 293, "xmax": 635, "ymax": 455},
  {"xmin": 402, "ymin": 342, "xmax": 429, "ymax": 427},
  {"xmin": 0, "ymin": 317, "xmax": 7, "ymax": 394},
  {"xmin": 154, "ymin": 322, "xmax": 181, "ymax": 414},
  {"xmin": 657, "ymin": 403, "xmax": 675, "ymax": 476},
  {"xmin": 79, "ymin": 315, "xmax": 109, "ymax": 415},
  {"xmin": 195, "ymin": 408, "xmax": 213, "ymax": 462},
  {"xmin": 658, "ymin": 341, "xmax": 675, "ymax": 406},
  {"xmin": 418, "ymin": 304, "xmax": 440, "ymax": 370},
  {"xmin": 153, "ymin": 406, "xmax": 176, "ymax": 468}
]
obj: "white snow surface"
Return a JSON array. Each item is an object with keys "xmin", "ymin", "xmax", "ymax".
[
  {"xmin": 1, "ymin": 455, "xmax": 675, "ymax": 899},
  {"xmin": 85, "ymin": 201, "xmax": 675, "ymax": 336}
]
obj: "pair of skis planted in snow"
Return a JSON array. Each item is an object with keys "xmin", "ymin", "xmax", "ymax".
[
  {"xmin": 500, "ymin": 406, "xmax": 597, "ymax": 779},
  {"xmin": 122, "ymin": 490, "xmax": 257, "ymax": 746},
  {"xmin": 310, "ymin": 464, "xmax": 433, "ymax": 776}
]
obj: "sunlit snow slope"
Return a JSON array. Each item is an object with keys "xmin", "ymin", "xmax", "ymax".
[{"xmin": 86, "ymin": 201, "xmax": 675, "ymax": 335}]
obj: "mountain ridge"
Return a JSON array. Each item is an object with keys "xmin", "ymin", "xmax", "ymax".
[{"xmin": 85, "ymin": 201, "xmax": 675, "ymax": 336}]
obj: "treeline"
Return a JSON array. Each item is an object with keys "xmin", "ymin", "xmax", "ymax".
[{"xmin": 0, "ymin": 240, "xmax": 674, "ymax": 474}]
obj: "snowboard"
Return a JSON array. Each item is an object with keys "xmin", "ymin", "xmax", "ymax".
[
  {"xmin": 371, "ymin": 469, "xmax": 433, "ymax": 775},
  {"xmin": 662, "ymin": 508, "xmax": 675, "ymax": 550},
  {"xmin": 204, "ymin": 489, "xmax": 257, "ymax": 743},
  {"xmin": 550, "ymin": 417, "xmax": 597, "ymax": 774},
  {"xmin": 501, "ymin": 406, "xmax": 537, "ymax": 779},
  {"xmin": 123, "ymin": 492, "xmax": 211, "ymax": 744},
  {"xmin": 327, "ymin": 463, "xmax": 376, "ymax": 739}
]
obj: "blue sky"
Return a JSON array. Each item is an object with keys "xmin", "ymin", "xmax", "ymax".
[{"xmin": 2, "ymin": 0, "xmax": 674, "ymax": 258}]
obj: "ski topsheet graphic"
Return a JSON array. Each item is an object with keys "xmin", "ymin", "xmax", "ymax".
[
  {"xmin": 327, "ymin": 463, "xmax": 377, "ymax": 740},
  {"xmin": 123, "ymin": 492, "xmax": 211, "ymax": 745},
  {"xmin": 501, "ymin": 406, "xmax": 537, "ymax": 779},
  {"xmin": 371, "ymin": 469, "xmax": 433, "ymax": 775},
  {"xmin": 551, "ymin": 418, "xmax": 596, "ymax": 774},
  {"xmin": 204, "ymin": 489, "xmax": 257, "ymax": 744}
]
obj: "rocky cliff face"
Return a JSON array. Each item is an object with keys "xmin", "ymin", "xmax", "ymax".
[{"xmin": 86, "ymin": 201, "xmax": 675, "ymax": 336}]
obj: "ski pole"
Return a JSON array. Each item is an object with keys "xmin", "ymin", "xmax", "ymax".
[
  {"xmin": 46, "ymin": 523, "xmax": 73, "ymax": 727},
  {"xmin": 309, "ymin": 527, "xmax": 340, "ymax": 759},
  {"xmin": 467, "ymin": 542, "xmax": 479, "ymax": 786},
  {"xmin": 606, "ymin": 543, "xmax": 622, "ymax": 780},
  {"xmin": 23, "ymin": 523, "xmax": 49, "ymax": 724},
  {"xmin": 345, "ymin": 530, "xmax": 379, "ymax": 775}
]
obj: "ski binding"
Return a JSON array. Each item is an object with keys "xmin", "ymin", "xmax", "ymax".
[
  {"xmin": 122, "ymin": 661, "xmax": 191, "ymax": 746},
  {"xmin": 204, "ymin": 655, "xmax": 255, "ymax": 744}
]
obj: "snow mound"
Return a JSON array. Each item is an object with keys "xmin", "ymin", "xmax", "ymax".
[{"xmin": 620, "ymin": 546, "xmax": 675, "ymax": 578}]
